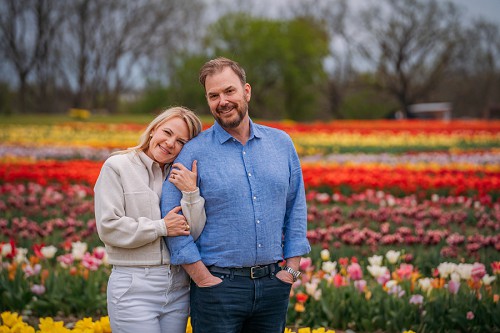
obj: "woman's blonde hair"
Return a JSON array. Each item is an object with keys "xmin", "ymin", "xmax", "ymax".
[{"xmin": 113, "ymin": 106, "xmax": 202, "ymax": 156}]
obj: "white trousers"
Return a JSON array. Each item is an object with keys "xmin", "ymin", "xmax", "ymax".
[{"xmin": 107, "ymin": 265, "xmax": 190, "ymax": 333}]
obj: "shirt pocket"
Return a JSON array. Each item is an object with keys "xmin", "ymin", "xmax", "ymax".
[{"xmin": 123, "ymin": 191, "xmax": 153, "ymax": 220}]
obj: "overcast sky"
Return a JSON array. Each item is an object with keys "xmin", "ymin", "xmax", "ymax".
[
  {"xmin": 245, "ymin": 0, "xmax": 500, "ymax": 24},
  {"xmin": 449, "ymin": 0, "xmax": 500, "ymax": 22}
]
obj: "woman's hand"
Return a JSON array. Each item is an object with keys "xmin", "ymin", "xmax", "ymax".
[
  {"xmin": 169, "ymin": 160, "xmax": 198, "ymax": 192},
  {"xmin": 164, "ymin": 206, "xmax": 190, "ymax": 236}
]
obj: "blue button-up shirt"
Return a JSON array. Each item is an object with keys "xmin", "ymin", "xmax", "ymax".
[{"xmin": 161, "ymin": 120, "xmax": 310, "ymax": 267}]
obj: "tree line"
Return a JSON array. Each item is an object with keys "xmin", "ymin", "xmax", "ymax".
[{"xmin": 1, "ymin": 0, "xmax": 499, "ymax": 120}]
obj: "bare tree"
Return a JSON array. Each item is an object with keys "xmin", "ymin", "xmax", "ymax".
[
  {"xmin": 357, "ymin": 0, "xmax": 461, "ymax": 118},
  {"xmin": 63, "ymin": 0, "xmax": 204, "ymax": 113},
  {"xmin": 0, "ymin": 0, "xmax": 65, "ymax": 113},
  {"xmin": 447, "ymin": 20, "xmax": 500, "ymax": 118}
]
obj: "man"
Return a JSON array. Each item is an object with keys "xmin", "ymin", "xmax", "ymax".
[{"xmin": 161, "ymin": 57, "xmax": 310, "ymax": 333}]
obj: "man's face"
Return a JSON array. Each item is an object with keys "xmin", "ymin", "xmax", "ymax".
[{"xmin": 204, "ymin": 67, "xmax": 251, "ymax": 129}]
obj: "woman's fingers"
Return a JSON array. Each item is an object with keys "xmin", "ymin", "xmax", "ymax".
[{"xmin": 191, "ymin": 160, "xmax": 197, "ymax": 175}]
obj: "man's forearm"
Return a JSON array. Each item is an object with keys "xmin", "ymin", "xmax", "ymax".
[
  {"xmin": 182, "ymin": 260, "xmax": 220, "ymax": 287},
  {"xmin": 285, "ymin": 256, "xmax": 301, "ymax": 271}
]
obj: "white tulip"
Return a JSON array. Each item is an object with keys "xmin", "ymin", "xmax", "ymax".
[
  {"xmin": 41, "ymin": 245, "xmax": 57, "ymax": 259},
  {"xmin": 386, "ymin": 250, "xmax": 400, "ymax": 264},
  {"xmin": 482, "ymin": 274, "xmax": 496, "ymax": 286},
  {"xmin": 322, "ymin": 261, "xmax": 337, "ymax": 274},
  {"xmin": 1, "ymin": 243, "xmax": 12, "ymax": 257},
  {"xmin": 71, "ymin": 241, "xmax": 88, "ymax": 260},
  {"xmin": 368, "ymin": 255, "xmax": 383, "ymax": 267}
]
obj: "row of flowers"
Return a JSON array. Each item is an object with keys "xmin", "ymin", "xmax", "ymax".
[
  {"xmin": 1, "ymin": 120, "xmax": 499, "ymax": 155},
  {"xmin": 1, "ymin": 158, "xmax": 499, "ymax": 198},
  {"xmin": 1, "ymin": 181, "xmax": 497, "ymax": 253},
  {"xmin": 1, "ymin": 182, "xmax": 497, "ymax": 272},
  {"xmin": 0, "ymin": 312, "xmax": 338, "ymax": 333},
  {"xmin": 3, "ymin": 145, "xmax": 500, "ymax": 167},
  {"xmin": 1, "ymin": 118, "xmax": 498, "ymax": 331},
  {"xmin": 1, "ymin": 240, "xmax": 498, "ymax": 332},
  {"xmin": 288, "ymin": 249, "xmax": 499, "ymax": 332}
]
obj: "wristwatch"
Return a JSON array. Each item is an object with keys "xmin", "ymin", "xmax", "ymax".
[{"xmin": 283, "ymin": 266, "xmax": 302, "ymax": 282}]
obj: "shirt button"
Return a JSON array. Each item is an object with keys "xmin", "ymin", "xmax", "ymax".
[
  {"xmin": 256, "ymin": 220, "xmax": 260, "ymax": 224},
  {"xmin": 248, "ymin": 173, "xmax": 252, "ymax": 177},
  {"xmin": 258, "ymin": 244, "xmax": 262, "ymax": 248},
  {"xmin": 243, "ymin": 151, "xmax": 246, "ymax": 155},
  {"xmin": 253, "ymin": 196, "xmax": 257, "ymax": 200}
]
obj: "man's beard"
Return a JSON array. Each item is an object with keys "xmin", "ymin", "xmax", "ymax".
[{"xmin": 214, "ymin": 100, "xmax": 248, "ymax": 129}]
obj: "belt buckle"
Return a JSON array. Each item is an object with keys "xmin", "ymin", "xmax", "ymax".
[{"xmin": 250, "ymin": 266, "xmax": 261, "ymax": 279}]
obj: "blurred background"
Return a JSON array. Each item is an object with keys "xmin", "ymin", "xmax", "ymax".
[{"xmin": 0, "ymin": 0, "xmax": 499, "ymax": 120}]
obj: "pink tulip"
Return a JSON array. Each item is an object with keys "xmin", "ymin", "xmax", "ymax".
[
  {"xmin": 82, "ymin": 252, "xmax": 102, "ymax": 271},
  {"xmin": 396, "ymin": 264, "xmax": 414, "ymax": 280},
  {"xmin": 347, "ymin": 263, "xmax": 363, "ymax": 280},
  {"xmin": 471, "ymin": 263, "xmax": 486, "ymax": 282},
  {"xmin": 354, "ymin": 279, "xmax": 367, "ymax": 293},
  {"xmin": 409, "ymin": 294, "xmax": 424, "ymax": 305},
  {"xmin": 377, "ymin": 271, "xmax": 391, "ymax": 286},
  {"xmin": 300, "ymin": 257, "xmax": 313, "ymax": 271},
  {"xmin": 31, "ymin": 284, "xmax": 46, "ymax": 295},
  {"xmin": 448, "ymin": 280, "xmax": 460, "ymax": 294}
]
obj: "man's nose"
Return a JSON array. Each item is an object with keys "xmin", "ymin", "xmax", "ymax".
[{"xmin": 219, "ymin": 94, "xmax": 229, "ymax": 105}]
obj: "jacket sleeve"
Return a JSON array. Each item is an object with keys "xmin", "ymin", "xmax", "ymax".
[{"xmin": 180, "ymin": 188, "xmax": 206, "ymax": 241}]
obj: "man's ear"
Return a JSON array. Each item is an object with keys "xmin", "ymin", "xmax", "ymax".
[{"xmin": 245, "ymin": 83, "xmax": 251, "ymax": 102}]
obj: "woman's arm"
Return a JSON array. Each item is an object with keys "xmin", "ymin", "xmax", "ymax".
[
  {"xmin": 180, "ymin": 188, "xmax": 206, "ymax": 240},
  {"xmin": 169, "ymin": 160, "xmax": 206, "ymax": 240},
  {"xmin": 94, "ymin": 162, "xmax": 167, "ymax": 248}
]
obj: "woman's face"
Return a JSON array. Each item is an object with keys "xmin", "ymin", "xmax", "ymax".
[{"xmin": 146, "ymin": 117, "xmax": 189, "ymax": 168}]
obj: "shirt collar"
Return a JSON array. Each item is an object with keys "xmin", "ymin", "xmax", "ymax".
[
  {"xmin": 137, "ymin": 150, "xmax": 170, "ymax": 174},
  {"xmin": 213, "ymin": 118, "xmax": 262, "ymax": 144}
]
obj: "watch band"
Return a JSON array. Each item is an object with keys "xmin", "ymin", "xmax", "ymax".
[{"xmin": 283, "ymin": 266, "xmax": 301, "ymax": 281}]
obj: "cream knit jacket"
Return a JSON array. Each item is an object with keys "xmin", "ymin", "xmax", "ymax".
[{"xmin": 94, "ymin": 151, "xmax": 205, "ymax": 266}]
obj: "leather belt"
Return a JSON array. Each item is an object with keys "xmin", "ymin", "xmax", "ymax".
[{"xmin": 208, "ymin": 263, "xmax": 280, "ymax": 279}]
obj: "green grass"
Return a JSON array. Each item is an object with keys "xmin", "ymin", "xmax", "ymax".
[
  {"xmin": 0, "ymin": 114, "xmax": 154, "ymax": 125},
  {"xmin": 0, "ymin": 113, "xmax": 215, "ymax": 125}
]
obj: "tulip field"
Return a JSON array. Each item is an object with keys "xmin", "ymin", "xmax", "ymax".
[{"xmin": 1, "ymin": 118, "xmax": 499, "ymax": 332}]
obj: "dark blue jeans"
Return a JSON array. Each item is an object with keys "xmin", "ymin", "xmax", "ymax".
[{"xmin": 189, "ymin": 271, "xmax": 292, "ymax": 333}]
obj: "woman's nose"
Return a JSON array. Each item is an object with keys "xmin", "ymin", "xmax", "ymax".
[{"xmin": 165, "ymin": 137, "xmax": 175, "ymax": 148}]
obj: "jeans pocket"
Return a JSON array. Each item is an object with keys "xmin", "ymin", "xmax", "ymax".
[
  {"xmin": 109, "ymin": 271, "xmax": 135, "ymax": 302},
  {"xmin": 274, "ymin": 276, "xmax": 293, "ymax": 287},
  {"xmin": 196, "ymin": 274, "xmax": 228, "ymax": 289}
]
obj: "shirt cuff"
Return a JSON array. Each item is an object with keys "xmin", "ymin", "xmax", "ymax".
[
  {"xmin": 284, "ymin": 239, "xmax": 311, "ymax": 259},
  {"xmin": 169, "ymin": 240, "xmax": 202, "ymax": 265},
  {"xmin": 156, "ymin": 219, "xmax": 168, "ymax": 237}
]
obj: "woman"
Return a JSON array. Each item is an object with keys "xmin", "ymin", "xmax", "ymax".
[{"xmin": 94, "ymin": 106, "xmax": 205, "ymax": 333}]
